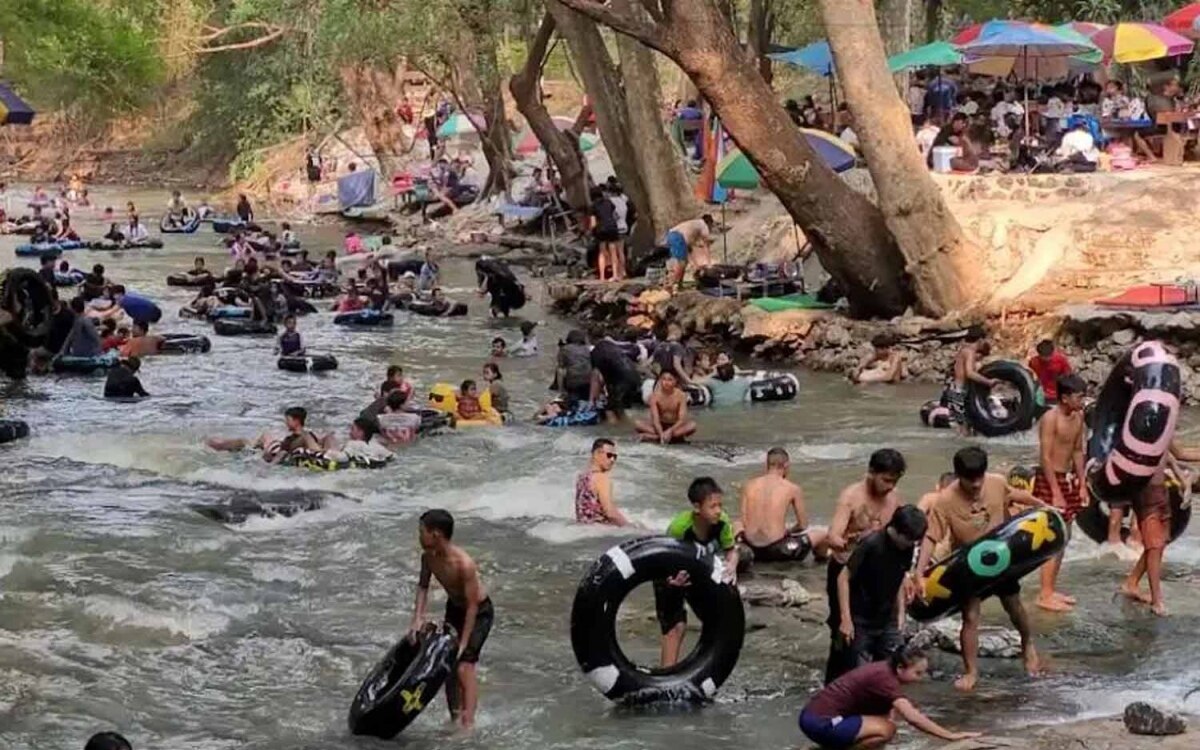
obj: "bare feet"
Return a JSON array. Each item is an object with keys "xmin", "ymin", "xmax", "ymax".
[
  {"xmin": 1024, "ymin": 645, "xmax": 1042, "ymax": 677},
  {"xmin": 1152, "ymin": 602, "xmax": 1168, "ymax": 617},
  {"xmin": 1119, "ymin": 584, "xmax": 1152, "ymax": 604},
  {"xmin": 1036, "ymin": 595, "xmax": 1074, "ymax": 612},
  {"xmin": 954, "ymin": 672, "xmax": 978, "ymax": 692}
]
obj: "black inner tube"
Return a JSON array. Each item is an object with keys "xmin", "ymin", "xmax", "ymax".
[{"xmin": 348, "ymin": 625, "xmax": 458, "ymax": 739}]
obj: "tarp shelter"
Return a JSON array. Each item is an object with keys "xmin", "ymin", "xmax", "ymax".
[
  {"xmin": 0, "ymin": 83, "xmax": 34, "ymax": 126},
  {"xmin": 337, "ymin": 169, "xmax": 377, "ymax": 210},
  {"xmin": 888, "ymin": 41, "xmax": 964, "ymax": 73}
]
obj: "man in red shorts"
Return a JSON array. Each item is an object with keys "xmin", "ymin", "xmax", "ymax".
[{"xmin": 1035, "ymin": 374, "xmax": 1087, "ymax": 612}]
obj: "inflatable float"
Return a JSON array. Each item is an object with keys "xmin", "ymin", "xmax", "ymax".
[
  {"xmin": 280, "ymin": 449, "xmax": 393, "ymax": 472},
  {"xmin": 158, "ymin": 333, "xmax": 211, "ymax": 354},
  {"xmin": 406, "ymin": 300, "xmax": 467, "ymax": 318},
  {"xmin": 14, "ymin": 240, "xmax": 85, "ymax": 257},
  {"xmin": 53, "ymin": 269, "xmax": 86, "ymax": 287},
  {"xmin": 166, "ymin": 272, "xmax": 215, "ymax": 287},
  {"xmin": 88, "ymin": 238, "xmax": 164, "ymax": 251},
  {"xmin": 334, "ymin": 310, "xmax": 394, "ymax": 327},
  {"xmin": 910, "ymin": 508, "xmax": 1067, "ymax": 622},
  {"xmin": 159, "ymin": 214, "xmax": 200, "ymax": 234},
  {"xmin": 211, "ymin": 219, "xmax": 260, "ymax": 234},
  {"xmin": 964, "ymin": 360, "xmax": 1042, "ymax": 437},
  {"xmin": 744, "ymin": 372, "xmax": 799, "ymax": 403},
  {"xmin": 52, "ymin": 351, "xmax": 120, "ymax": 374},
  {"xmin": 0, "ymin": 418, "xmax": 30, "ymax": 444},
  {"xmin": 571, "ymin": 537, "xmax": 744, "ymax": 704},
  {"xmin": 640, "ymin": 379, "xmax": 712, "ymax": 408},
  {"xmin": 0, "ymin": 268, "xmax": 56, "ymax": 379},
  {"xmin": 192, "ymin": 490, "xmax": 328, "ymax": 524},
  {"xmin": 1086, "ymin": 341, "xmax": 1182, "ymax": 506},
  {"xmin": 539, "ymin": 406, "xmax": 601, "ymax": 428},
  {"xmin": 1076, "ymin": 480, "xmax": 1191, "ymax": 545},
  {"xmin": 920, "ymin": 399, "xmax": 953, "ymax": 429},
  {"xmin": 278, "ymin": 354, "xmax": 338, "ymax": 373},
  {"xmin": 348, "ymin": 623, "xmax": 458, "ymax": 738},
  {"xmin": 427, "ymin": 383, "xmax": 503, "ymax": 426},
  {"xmin": 213, "ymin": 319, "xmax": 276, "ymax": 337}
]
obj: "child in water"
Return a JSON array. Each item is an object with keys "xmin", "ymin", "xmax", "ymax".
[
  {"xmin": 490, "ymin": 337, "xmax": 508, "ymax": 358},
  {"xmin": 345, "ymin": 231, "xmax": 366, "ymax": 255},
  {"xmin": 457, "ymin": 379, "xmax": 483, "ymax": 421},
  {"xmin": 280, "ymin": 222, "xmax": 296, "ymax": 247},
  {"xmin": 276, "ymin": 315, "xmax": 305, "ymax": 356},
  {"xmin": 511, "ymin": 321, "xmax": 539, "ymax": 357}
]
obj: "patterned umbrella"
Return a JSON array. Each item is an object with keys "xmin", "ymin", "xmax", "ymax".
[
  {"xmin": 435, "ymin": 112, "xmax": 487, "ymax": 139},
  {"xmin": 1164, "ymin": 4, "xmax": 1200, "ymax": 39},
  {"xmin": 716, "ymin": 129, "xmax": 855, "ymax": 190},
  {"xmin": 513, "ymin": 116, "xmax": 597, "ymax": 155},
  {"xmin": 888, "ymin": 41, "xmax": 964, "ymax": 73},
  {"xmin": 1090, "ymin": 22, "xmax": 1194, "ymax": 64},
  {"xmin": 0, "ymin": 83, "xmax": 35, "ymax": 126}
]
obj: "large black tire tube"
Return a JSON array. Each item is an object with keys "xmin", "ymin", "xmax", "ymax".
[
  {"xmin": 348, "ymin": 624, "xmax": 458, "ymax": 739},
  {"xmin": 0, "ymin": 419, "xmax": 30, "ymax": 444},
  {"xmin": 1086, "ymin": 341, "xmax": 1182, "ymax": 506},
  {"xmin": 1075, "ymin": 484, "xmax": 1191, "ymax": 545},
  {"xmin": 570, "ymin": 536, "xmax": 744, "ymax": 705},
  {"xmin": 213, "ymin": 319, "xmax": 276, "ymax": 337},
  {"xmin": 747, "ymin": 373, "xmax": 799, "ymax": 403},
  {"xmin": 278, "ymin": 354, "xmax": 338, "ymax": 373},
  {"xmin": 159, "ymin": 333, "xmax": 212, "ymax": 354},
  {"xmin": 964, "ymin": 360, "xmax": 1039, "ymax": 437}
]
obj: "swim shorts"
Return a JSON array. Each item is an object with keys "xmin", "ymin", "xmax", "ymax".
[
  {"xmin": 666, "ymin": 231, "xmax": 689, "ymax": 262},
  {"xmin": 653, "ymin": 578, "xmax": 701, "ymax": 634},
  {"xmin": 944, "ymin": 384, "xmax": 967, "ymax": 426},
  {"xmin": 799, "ymin": 709, "xmax": 863, "ymax": 749},
  {"xmin": 1033, "ymin": 472, "xmax": 1083, "ymax": 523},
  {"xmin": 745, "ymin": 530, "xmax": 812, "ymax": 563},
  {"xmin": 1134, "ymin": 483, "xmax": 1172, "ymax": 551},
  {"xmin": 444, "ymin": 597, "xmax": 495, "ymax": 664}
]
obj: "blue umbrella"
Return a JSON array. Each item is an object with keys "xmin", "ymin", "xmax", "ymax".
[{"xmin": 767, "ymin": 41, "xmax": 833, "ymax": 77}]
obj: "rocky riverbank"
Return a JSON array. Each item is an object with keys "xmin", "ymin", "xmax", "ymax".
[{"xmin": 545, "ymin": 279, "xmax": 1200, "ymax": 402}]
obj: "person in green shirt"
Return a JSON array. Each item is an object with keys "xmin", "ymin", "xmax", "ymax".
[{"xmin": 654, "ymin": 477, "xmax": 740, "ymax": 667}]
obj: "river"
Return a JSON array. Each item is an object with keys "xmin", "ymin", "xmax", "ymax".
[{"xmin": 1, "ymin": 187, "xmax": 1198, "ymax": 749}]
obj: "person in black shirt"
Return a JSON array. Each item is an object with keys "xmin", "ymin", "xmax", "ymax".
[
  {"xmin": 836, "ymin": 504, "xmax": 927, "ymax": 669},
  {"xmin": 929, "ymin": 112, "xmax": 978, "ymax": 172},
  {"xmin": 651, "ymin": 324, "xmax": 695, "ymax": 386},
  {"xmin": 590, "ymin": 187, "xmax": 620, "ymax": 282},
  {"xmin": 236, "ymin": 193, "xmax": 254, "ymax": 223},
  {"xmin": 104, "ymin": 356, "xmax": 149, "ymax": 399},
  {"xmin": 589, "ymin": 336, "xmax": 642, "ymax": 421},
  {"xmin": 38, "ymin": 255, "xmax": 58, "ymax": 295}
]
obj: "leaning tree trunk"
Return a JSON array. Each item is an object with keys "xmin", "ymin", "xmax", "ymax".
[
  {"xmin": 509, "ymin": 13, "xmax": 591, "ymax": 214},
  {"xmin": 611, "ymin": 0, "xmax": 701, "ymax": 239},
  {"xmin": 339, "ymin": 63, "xmax": 411, "ymax": 179},
  {"xmin": 820, "ymin": 0, "xmax": 980, "ymax": 316},
  {"xmin": 554, "ymin": 0, "xmax": 912, "ymax": 317},
  {"xmin": 747, "ymin": 0, "xmax": 775, "ymax": 84}
]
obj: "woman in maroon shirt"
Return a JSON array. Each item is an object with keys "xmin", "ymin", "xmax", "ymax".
[{"xmin": 800, "ymin": 648, "xmax": 979, "ymax": 748}]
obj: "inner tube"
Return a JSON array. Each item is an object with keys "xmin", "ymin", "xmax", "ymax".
[
  {"xmin": 334, "ymin": 310, "xmax": 394, "ymax": 327},
  {"xmin": 159, "ymin": 214, "xmax": 200, "ymax": 234},
  {"xmin": 539, "ymin": 407, "xmax": 601, "ymax": 428},
  {"xmin": 52, "ymin": 351, "xmax": 119, "ymax": 374},
  {"xmin": 166, "ymin": 272, "xmax": 214, "ymax": 287},
  {"xmin": 212, "ymin": 219, "xmax": 261, "ymax": 234},
  {"xmin": 475, "ymin": 259, "xmax": 526, "ymax": 315},
  {"xmin": 1075, "ymin": 480, "xmax": 1192, "ymax": 545},
  {"xmin": 571, "ymin": 537, "xmax": 744, "ymax": 704},
  {"xmin": 1087, "ymin": 341, "xmax": 1182, "ymax": 506},
  {"xmin": 910, "ymin": 508, "xmax": 1067, "ymax": 622},
  {"xmin": 54, "ymin": 270, "xmax": 87, "ymax": 287},
  {"xmin": 159, "ymin": 333, "xmax": 212, "ymax": 354},
  {"xmin": 746, "ymin": 373, "xmax": 799, "ymax": 403},
  {"xmin": 919, "ymin": 399, "xmax": 953, "ymax": 429},
  {"xmin": 964, "ymin": 360, "xmax": 1039, "ymax": 437},
  {"xmin": 281, "ymin": 449, "xmax": 393, "ymax": 471},
  {"xmin": 14, "ymin": 240, "xmax": 84, "ymax": 257},
  {"xmin": 0, "ymin": 418, "xmax": 30, "ymax": 444},
  {"xmin": 418, "ymin": 408, "xmax": 453, "ymax": 435},
  {"xmin": 88, "ymin": 238, "xmax": 164, "ymax": 251},
  {"xmin": 191, "ymin": 490, "xmax": 328, "ymax": 524},
  {"xmin": 207, "ymin": 306, "xmax": 252, "ymax": 320},
  {"xmin": 1, "ymin": 268, "xmax": 55, "ymax": 378},
  {"xmin": 406, "ymin": 300, "xmax": 467, "ymax": 318},
  {"xmin": 213, "ymin": 319, "xmax": 276, "ymax": 337},
  {"xmin": 347, "ymin": 624, "xmax": 458, "ymax": 739},
  {"xmin": 278, "ymin": 354, "xmax": 338, "ymax": 373},
  {"xmin": 387, "ymin": 257, "xmax": 425, "ymax": 278},
  {"xmin": 640, "ymin": 379, "xmax": 712, "ymax": 408}
]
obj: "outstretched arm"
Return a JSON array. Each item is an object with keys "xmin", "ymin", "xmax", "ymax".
[{"xmin": 894, "ymin": 697, "xmax": 979, "ymax": 741}]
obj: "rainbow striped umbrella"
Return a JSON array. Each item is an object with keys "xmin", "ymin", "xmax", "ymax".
[
  {"xmin": 435, "ymin": 112, "xmax": 487, "ymax": 139},
  {"xmin": 1090, "ymin": 22, "xmax": 1193, "ymax": 63},
  {"xmin": 0, "ymin": 83, "xmax": 34, "ymax": 126},
  {"xmin": 716, "ymin": 129, "xmax": 855, "ymax": 190},
  {"xmin": 513, "ymin": 117, "xmax": 597, "ymax": 155}
]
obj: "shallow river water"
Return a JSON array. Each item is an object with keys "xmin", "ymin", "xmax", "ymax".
[{"xmin": 2, "ymin": 187, "xmax": 1199, "ymax": 749}]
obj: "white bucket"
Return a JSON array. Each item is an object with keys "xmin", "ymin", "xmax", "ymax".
[{"xmin": 931, "ymin": 146, "xmax": 957, "ymax": 173}]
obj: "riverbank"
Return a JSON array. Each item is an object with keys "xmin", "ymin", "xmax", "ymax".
[{"xmin": 948, "ymin": 716, "xmax": 1195, "ymax": 750}]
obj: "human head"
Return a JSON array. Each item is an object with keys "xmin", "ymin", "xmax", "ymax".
[
  {"xmin": 1035, "ymin": 339, "xmax": 1054, "ymax": 359},
  {"xmin": 194, "ymin": 257, "xmax": 205, "ymax": 269},
  {"xmin": 419, "ymin": 508, "xmax": 455, "ymax": 550},
  {"xmin": 124, "ymin": 355, "xmax": 141, "ymax": 373},
  {"xmin": 386, "ymin": 365, "xmax": 405, "ymax": 382},
  {"xmin": 100, "ymin": 318, "xmax": 116, "ymax": 335},
  {"xmin": 386, "ymin": 389, "xmax": 408, "ymax": 410},
  {"xmin": 566, "ymin": 329, "xmax": 586, "ymax": 345},
  {"xmin": 284, "ymin": 314, "xmax": 296, "ymax": 330},
  {"xmin": 284, "ymin": 406, "xmax": 307, "ymax": 431},
  {"xmin": 351, "ymin": 416, "xmax": 379, "ymax": 442},
  {"xmin": 890, "ymin": 646, "xmax": 930, "ymax": 684},
  {"xmin": 491, "ymin": 337, "xmax": 507, "ymax": 355},
  {"xmin": 1105, "ymin": 80, "xmax": 1124, "ymax": 95},
  {"xmin": 85, "ymin": 732, "xmax": 132, "ymax": 750},
  {"xmin": 110, "ymin": 284, "xmax": 126, "ymax": 299},
  {"xmin": 867, "ymin": 448, "xmax": 906, "ymax": 497},
  {"xmin": 701, "ymin": 213, "xmax": 715, "ymax": 230},
  {"xmin": 666, "ymin": 323, "xmax": 683, "ymax": 342},
  {"xmin": 461, "ymin": 379, "xmax": 477, "ymax": 397},
  {"xmin": 953, "ymin": 446, "xmax": 989, "ymax": 500},
  {"xmin": 281, "ymin": 222, "xmax": 290, "ymax": 231},
  {"xmin": 520, "ymin": 320, "xmax": 536, "ymax": 338},
  {"xmin": 886, "ymin": 504, "xmax": 928, "ymax": 551},
  {"xmin": 871, "ymin": 333, "xmax": 894, "ymax": 352},
  {"xmin": 965, "ymin": 324, "xmax": 986, "ymax": 343},
  {"xmin": 69, "ymin": 297, "xmax": 85, "ymax": 314},
  {"xmin": 1057, "ymin": 373, "xmax": 1086, "ymax": 412},
  {"xmin": 951, "ymin": 112, "xmax": 968, "ymax": 133},
  {"xmin": 715, "ymin": 362, "xmax": 735, "ymax": 381},
  {"xmin": 687, "ymin": 477, "xmax": 724, "ymax": 524},
  {"xmin": 483, "ymin": 362, "xmax": 501, "ymax": 381},
  {"xmin": 432, "ymin": 287, "xmax": 444, "ymax": 301},
  {"xmin": 766, "ymin": 447, "xmax": 789, "ymax": 476},
  {"xmin": 658, "ymin": 370, "xmax": 678, "ymax": 392},
  {"xmin": 591, "ymin": 438, "xmax": 617, "ymax": 470},
  {"xmin": 132, "ymin": 321, "xmax": 148, "ymax": 337}
]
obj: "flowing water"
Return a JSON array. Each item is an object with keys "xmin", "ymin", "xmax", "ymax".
[{"xmin": 2, "ymin": 187, "xmax": 1199, "ymax": 749}]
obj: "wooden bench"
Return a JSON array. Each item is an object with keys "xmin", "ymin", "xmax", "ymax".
[{"xmin": 1155, "ymin": 111, "xmax": 1196, "ymax": 166}]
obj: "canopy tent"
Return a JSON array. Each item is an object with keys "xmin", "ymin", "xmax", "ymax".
[
  {"xmin": 887, "ymin": 41, "xmax": 964, "ymax": 73},
  {"xmin": 0, "ymin": 83, "xmax": 35, "ymax": 126},
  {"xmin": 1089, "ymin": 22, "xmax": 1194, "ymax": 64},
  {"xmin": 767, "ymin": 41, "xmax": 833, "ymax": 77},
  {"xmin": 435, "ymin": 112, "xmax": 486, "ymax": 139}
]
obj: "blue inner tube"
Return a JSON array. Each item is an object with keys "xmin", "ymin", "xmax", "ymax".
[
  {"xmin": 539, "ymin": 407, "xmax": 601, "ymax": 428},
  {"xmin": 208, "ymin": 306, "xmax": 253, "ymax": 320},
  {"xmin": 14, "ymin": 240, "xmax": 84, "ymax": 257},
  {"xmin": 159, "ymin": 214, "xmax": 200, "ymax": 234},
  {"xmin": 0, "ymin": 419, "xmax": 30, "ymax": 444},
  {"xmin": 334, "ymin": 310, "xmax": 394, "ymax": 327},
  {"xmin": 166, "ymin": 272, "xmax": 215, "ymax": 288},
  {"xmin": 1087, "ymin": 341, "xmax": 1182, "ymax": 505},
  {"xmin": 54, "ymin": 270, "xmax": 87, "ymax": 287},
  {"xmin": 347, "ymin": 625, "xmax": 458, "ymax": 739},
  {"xmin": 406, "ymin": 300, "xmax": 467, "ymax": 317},
  {"xmin": 88, "ymin": 238, "xmax": 164, "ymax": 251},
  {"xmin": 52, "ymin": 351, "xmax": 119, "ymax": 374}
]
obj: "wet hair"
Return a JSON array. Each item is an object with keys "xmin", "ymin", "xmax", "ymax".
[
  {"xmin": 1057, "ymin": 373, "xmax": 1085, "ymax": 397},
  {"xmin": 701, "ymin": 213, "xmax": 714, "ymax": 226},
  {"xmin": 953, "ymin": 446, "xmax": 988, "ymax": 479},
  {"xmin": 124, "ymin": 355, "xmax": 141, "ymax": 373},
  {"xmin": 132, "ymin": 321, "xmax": 148, "ymax": 335},
  {"xmin": 386, "ymin": 365, "xmax": 404, "ymax": 379},
  {"xmin": 1036, "ymin": 339, "xmax": 1054, "ymax": 357},
  {"xmin": 420, "ymin": 508, "xmax": 455, "ymax": 539},
  {"xmin": 566, "ymin": 329, "xmax": 587, "ymax": 345},
  {"xmin": 938, "ymin": 472, "xmax": 957, "ymax": 489},
  {"xmin": 871, "ymin": 333, "xmax": 895, "ymax": 349},
  {"xmin": 888, "ymin": 644, "xmax": 927, "ymax": 672},
  {"xmin": 766, "ymin": 447, "xmax": 789, "ymax": 469},
  {"xmin": 194, "ymin": 256, "xmax": 205, "ymax": 265},
  {"xmin": 85, "ymin": 732, "xmax": 132, "ymax": 750},
  {"xmin": 491, "ymin": 337, "xmax": 507, "ymax": 348},
  {"xmin": 284, "ymin": 406, "xmax": 307, "ymax": 426},
  {"xmin": 110, "ymin": 284, "xmax": 126, "ymax": 296},
  {"xmin": 484, "ymin": 362, "xmax": 501, "ymax": 379},
  {"xmin": 353, "ymin": 416, "xmax": 379, "ymax": 442},
  {"xmin": 281, "ymin": 222, "xmax": 290, "ymax": 230},
  {"xmin": 964, "ymin": 324, "xmax": 986, "ymax": 342},
  {"xmin": 951, "ymin": 112, "xmax": 969, "ymax": 124},
  {"xmin": 592, "ymin": 438, "xmax": 614, "ymax": 453},
  {"xmin": 520, "ymin": 321, "xmax": 536, "ymax": 336},
  {"xmin": 283, "ymin": 314, "xmax": 296, "ymax": 324},
  {"xmin": 715, "ymin": 362, "xmax": 735, "ymax": 381},
  {"xmin": 687, "ymin": 477, "xmax": 723, "ymax": 505},
  {"xmin": 69, "ymin": 297, "xmax": 85, "ymax": 314},
  {"xmin": 868, "ymin": 448, "xmax": 906, "ymax": 476},
  {"xmin": 888, "ymin": 504, "xmax": 928, "ymax": 541},
  {"xmin": 386, "ymin": 389, "xmax": 408, "ymax": 409},
  {"xmin": 100, "ymin": 318, "xmax": 116, "ymax": 334},
  {"xmin": 460, "ymin": 379, "xmax": 476, "ymax": 394}
]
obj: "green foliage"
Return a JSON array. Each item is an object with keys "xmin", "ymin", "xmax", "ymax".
[{"xmin": 0, "ymin": 0, "xmax": 162, "ymax": 124}]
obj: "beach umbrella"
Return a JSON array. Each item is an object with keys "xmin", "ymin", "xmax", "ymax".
[
  {"xmin": 1060, "ymin": 21, "xmax": 1107, "ymax": 39},
  {"xmin": 512, "ymin": 117, "xmax": 597, "ymax": 155},
  {"xmin": 436, "ymin": 112, "xmax": 487, "ymax": 139},
  {"xmin": 767, "ymin": 40, "xmax": 833, "ymax": 77},
  {"xmin": 1164, "ymin": 4, "xmax": 1200, "ymax": 39},
  {"xmin": 0, "ymin": 83, "xmax": 35, "ymax": 126},
  {"xmin": 888, "ymin": 41, "xmax": 964, "ymax": 73},
  {"xmin": 1090, "ymin": 22, "xmax": 1194, "ymax": 64}
]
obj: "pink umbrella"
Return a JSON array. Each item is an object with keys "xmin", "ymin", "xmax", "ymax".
[
  {"xmin": 1090, "ymin": 22, "xmax": 1194, "ymax": 63},
  {"xmin": 514, "ymin": 116, "xmax": 581, "ymax": 155}
]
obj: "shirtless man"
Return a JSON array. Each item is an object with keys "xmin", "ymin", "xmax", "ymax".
[
  {"xmin": 852, "ymin": 333, "xmax": 906, "ymax": 384},
  {"xmin": 947, "ymin": 326, "xmax": 997, "ymax": 435},
  {"xmin": 736, "ymin": 447, "xmax": 828, "ymax": 566},
  {"xmin": 1035, "ymin": 374, "xmax": 1087, "ymax": 612},
  {"xmin": 917, "ymin": 446, "xmax": 1047, "ymax": 691},
  {"xmin": 824, "ymin": 448, "xmax": 906, "ymax": 684},
  {"xmin": 635, "ymin": 371, "xmax": 697, "ymax": 444},
  {"xmin": 205, "ymin": 406, "xmax": 323, "ymax": 463},
  {"xmin": 407, "ymin": 509, "xmax": 493, "ymax": 729},
  {"xmin": 120, "ymin": 321, "xmax": 165, "ymax": 358},
  {"xmin": 664, "ymin": 215, "xmax": 715, "ymax": 290}
]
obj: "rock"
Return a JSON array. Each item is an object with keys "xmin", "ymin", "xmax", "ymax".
[
  {"xmin": 1111, "ymin": 328, "xmax": 1137, "ymax": 346},
  {"xmin": 1124, "ymin": 702, "xmax": 1187, "ymax": 736},
  {"xmin": 910, "ymin": 618, "xmax": 1021, "ymax": 658},
  {"xmin": 739, "ymin": 578, "xmax": 813, "ymax": 608},
  {"xmin": 821, "ymin": 322, "xmax": 852, "ymax": 347}
]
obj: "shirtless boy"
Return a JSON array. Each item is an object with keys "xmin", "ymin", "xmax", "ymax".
[
  {"xmin": 407, "ymin": 509, "xmax": 493, "ymax": 728},
  {"xmin": 205, "ymin": 406, "xmax": 324, "ymax": 462},
  {"xmin": 736, "ymin": 447, "xmax": 828, "ymax": 565},
  {"xmin": 1035, "ymin": 374, "xmax": 1087, "ymax": 612},
  {"xmin": 635, "ymin": 371, "xmax": 697, "ymax": 444},
  {"xmin": 120, "ymin": 321, "xmax": 165, "ymax": 358},
  {"xmin": 918, "ymin": 446, "xmax": 1047, "ymax": 690},
  {"xmin": 947, "ymin": 326, "xmax": 997, "ymax": 435},
  {"xmin": 852, "ymin": 334, "xmax": 906, "ymax": 384},
  {"xmin": 824, "ymin": 448, "xmax": 906, "ymax": 683}
]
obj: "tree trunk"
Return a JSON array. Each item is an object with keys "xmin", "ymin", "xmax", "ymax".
[
  {"xmin": 611, "ymin": 0, "xmax": 701, "ymax": 239},
  {"xmin": 459, "ymin": 0, "xmax": 515, "ymax": 198},
  {"xmin": 553, "ymin": 0, "xmax": 912, "ymax": 318},
  {"xmin": 747, "ymin": 0, "xmax": 774, "ymax": 84},
  {"xmin": 924, "ymin": 0, "xmax": 942, "ymax": 44},
  {"xmin": 820, "ymin": 0, "xmax": 979, "ymax": 317},
  {"xmin": 546, "ymin": 3, "xmax": 656, "ymax": 251},
  {"xmin": 338, "ymin": 63, "xmax": 411, "ymax": 179},
  {"xmin": 509, "ymin": 12, "xmax": 591, "ymax": 214},
  {"xmin": 879, "ymin": 0, "xmax": 913, "ymax": 91}
]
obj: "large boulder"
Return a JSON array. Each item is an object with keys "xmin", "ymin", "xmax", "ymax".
[{"xmin": 1123, "ymin": 703, "xmax": 1186, "ymax": 736}]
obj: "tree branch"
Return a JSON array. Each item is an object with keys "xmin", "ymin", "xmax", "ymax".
[
  {"xmin": 195, "ymin": 22, "xmax": 284, "ymax": 43},
  {"xmin": 552, "ymin": 0, "xmax": 667, "ymax": 51},
  {"xmin": 511, "ymin": 13, "xmax": 556, "ymax": 101},
  {"xmin": 193, "ymin": 28, "xmax": 287, "ymax": 55}
]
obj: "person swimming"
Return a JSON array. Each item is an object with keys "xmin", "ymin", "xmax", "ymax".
[
  {"xmin": 276, "ymin": 315, "xmax": 305, "ymax": 356},
  {"xmin": 206, "ymin": 407, "xmax": 326, "ymax": 463},
  {"xmin": 457, "ymin": 379, "xmax": 484, "ymax": 421}
]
